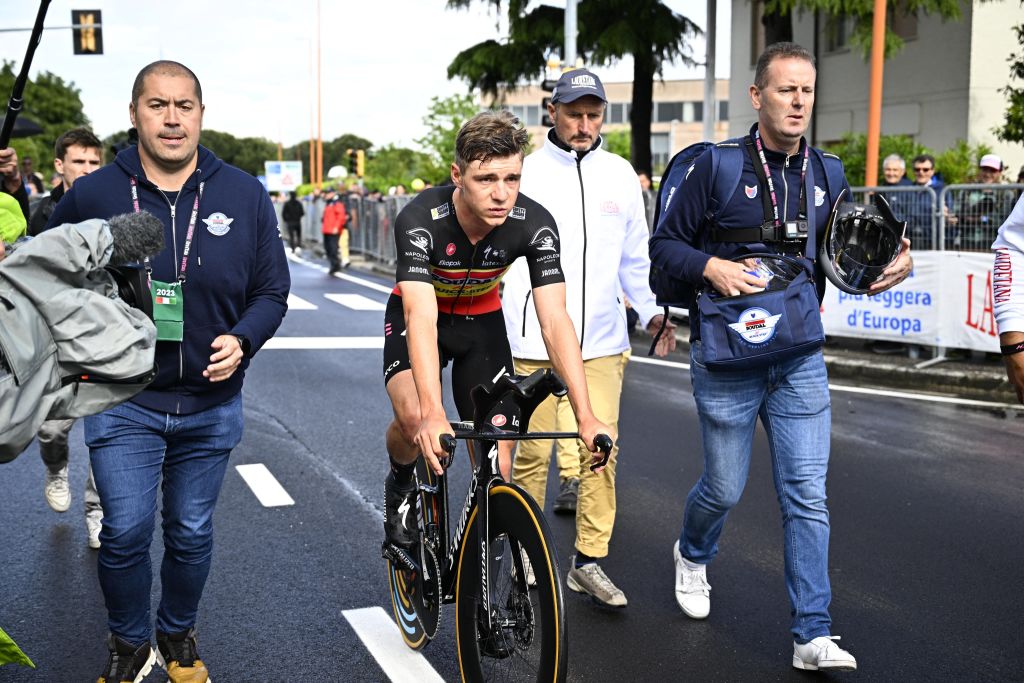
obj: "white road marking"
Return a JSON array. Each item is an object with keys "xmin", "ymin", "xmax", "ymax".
[
  {"xmin": 263, "ymin": 336, "xmax": 384, "ymax": 349},
  {"xmin": 287, "ymin": 293, "xmax": 318, "ymax": 310},
  {"xmin": 325, "ymin": 293, "xmax": 387, "ymax": 311},
  {"xmin": 628, "ymin": 354, "xmax": 1023, "ymax": 411},
  {"xmin": 235, "ymin": 464, "xmax": 295, "ymax": 507},
  {"xmin": 342, "ymin": 607, "xmax": 445, "ymax": 683},
  {"xmin": 331, "ymin": 270, "xmax": 394, "ymax": 293}
]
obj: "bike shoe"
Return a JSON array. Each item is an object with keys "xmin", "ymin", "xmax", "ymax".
[{"xmin": 384, "ymin": 472, "xmax": 419, "ymax": 549}]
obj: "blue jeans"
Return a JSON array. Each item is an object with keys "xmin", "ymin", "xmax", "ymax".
[
  {"xmin": 680, "ymin": 341, "xmax": 832, "ymax": 642},
  {"xmin": 84, "ymin": 394, "xmax": 243, "ymax": 645}
]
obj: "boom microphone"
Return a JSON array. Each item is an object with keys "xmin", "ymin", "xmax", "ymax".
[{"xmin": 107, "ymin": 211, "xmax": 165, "ymax": 265}]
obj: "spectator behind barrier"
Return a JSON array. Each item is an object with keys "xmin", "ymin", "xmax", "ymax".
[{"xmin": 949, "ymin": 154, "xmax": 1018, "ymax": 250}]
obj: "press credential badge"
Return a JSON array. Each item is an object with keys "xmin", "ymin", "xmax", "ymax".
[{"xmin": 151, "ymin": 279, "xmax": 184, "ymax": 342}]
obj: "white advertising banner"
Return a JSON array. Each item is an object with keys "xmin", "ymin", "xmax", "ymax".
[
  {"xmin": 264, "ymin": 160, "xmax": 303, "ymax": 192},
  {"xmin": 821, "ymin": 251, "xmax": 1000, "ymax": 352}
]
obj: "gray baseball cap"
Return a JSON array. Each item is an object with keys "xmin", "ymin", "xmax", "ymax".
[{"xmin": 551, "ymin": 68, "xmax": 607, "ymax": 104}]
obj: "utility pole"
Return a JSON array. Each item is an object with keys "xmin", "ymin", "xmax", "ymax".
[
  {"xmin": 316, "ymin": 0, "xmax": 323, "ymax": 187},
  {"xmin": 864, "ymin": 0, "xmax": 887, "ymax": 187},
  {"xmin": 564, "ymin": 0, "xmax": 577, "ymax": 69},
  {"xmin": 702, "ymin": 0, "xmax": 717, "ymax": 142}
]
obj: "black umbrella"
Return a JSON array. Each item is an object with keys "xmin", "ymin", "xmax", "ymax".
[{"xmin": 0, "ymin": 114, "xmax": 44, "ymax": 139}]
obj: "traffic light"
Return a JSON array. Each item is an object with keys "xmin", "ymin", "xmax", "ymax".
[
  {"xmin": 540, "ymin": 79, "xmax": 558, "ymax": 127},
  {"xmin": 72, "ymin": 10, "xmax": 103, "ymax": 55},
  {"xmin": 356, "ymin": 149, "xmax": 365, "ymax": 177},
  {"xmin": 346, "ymin": 148, "xmax": 357, "ymax": 175}
]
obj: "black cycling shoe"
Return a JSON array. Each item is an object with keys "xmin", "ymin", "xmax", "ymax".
[{"xmin": 384, "ymin": 471, "xmax": 419, "ymax": 549}]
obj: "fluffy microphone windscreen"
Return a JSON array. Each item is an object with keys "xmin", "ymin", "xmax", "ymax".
[{"xmin": 107, "ymin": 211, "xmax": 166, "ymax": 265}]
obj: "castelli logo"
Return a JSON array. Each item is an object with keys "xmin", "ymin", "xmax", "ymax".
[
  {"xmin": 446, "ymin": 243, "xmax": 456, "ymax": 256},
  {"xmin": 491, "ymin": 414, "xmax": 507, "ymax": 427}
]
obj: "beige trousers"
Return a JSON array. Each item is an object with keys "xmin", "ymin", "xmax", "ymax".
[{"xmin": 511, "ymin": 351, "xmax": 629, "ymax": 558}]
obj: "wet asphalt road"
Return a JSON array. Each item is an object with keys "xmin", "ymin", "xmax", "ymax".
[{"xmin": 1, "ymin": 254, "xmax": 1022, "ymax": 682}]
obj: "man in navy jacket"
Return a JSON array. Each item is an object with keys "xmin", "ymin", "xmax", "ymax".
[
  {"xmin": 651, "ymin": 42, "xmax": 912, "ymax": 673},
  {"xmin": 47, "ymin": 60, "xmax": 289, "ymax": 683}
]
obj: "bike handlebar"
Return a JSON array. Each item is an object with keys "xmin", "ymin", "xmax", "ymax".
[{"xmin": 438, "ymin": 431, "xmax": 614, "ymax": 472}]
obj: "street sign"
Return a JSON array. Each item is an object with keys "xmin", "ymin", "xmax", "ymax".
[{"xmin": 264, "ymin": 160, "xmax": 303, "ymax": 192}]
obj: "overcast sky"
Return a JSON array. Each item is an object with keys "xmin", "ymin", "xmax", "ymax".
[{"xmin": 1, "ymin": 1, "xmax": 730, "ymax": 150}]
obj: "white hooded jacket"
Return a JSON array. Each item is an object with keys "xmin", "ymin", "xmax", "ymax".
[{"xmin": 502, "ymin": 131, "xmax": 660, "ymax": 361}]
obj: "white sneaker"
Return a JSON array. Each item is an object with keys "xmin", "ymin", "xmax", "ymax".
[
  {"xmin": 567, "ymin": 558, "xmax": 627, "ymax": 608},
  {"xmin": 44, "ymin": 466, "xmax": 71, "ymax": 512},
  {"xmin": 85, "ymin": 509, "xmax": 103, "ymax": 549},
  {"xmin": 793, "ymin": 636, "xmax": 858, "ymax": 671},
  {"xmin": 673, "ymin": 540, "xmax": 710, "ymax": 619}
]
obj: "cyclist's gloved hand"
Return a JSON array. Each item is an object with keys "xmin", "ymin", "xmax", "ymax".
[
  {"xmin": 415, "ymin": 412, "xmax": 453, "ymax": 475},
  {"xmin": 578, "ymin": 417, "xmax": 613, "ymax": 473}
]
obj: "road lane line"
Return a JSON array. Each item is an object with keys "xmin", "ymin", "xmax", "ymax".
[
  {"xmin": 325, "ymin": 293, "xmax": 387, "ymax": 311},
  {"xmin": 235, "ymin": 464, "xmax": 295, "ymax": 507},
  {"xmin": 628, "ymin": 354, "xmax": 1023, "ymax": 410},
  {"xmin": 288, "ymin": 253, "xmax": 394, "ymax": 293},
  {"xmin": 342, "ymin": 607, "xmax": 445, "ymax": 683},
  {"xmin": 287, "ymin": 293, "xmax": 318, "ymax": 310},
  {"xmin": 263, "ymin": 336, "xmax": 384, "ymax": 349}
]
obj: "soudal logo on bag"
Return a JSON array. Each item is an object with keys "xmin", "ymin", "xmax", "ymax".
[{"xmin": 728, "ymin": 307, "xmax": 782, "ymax": 344}]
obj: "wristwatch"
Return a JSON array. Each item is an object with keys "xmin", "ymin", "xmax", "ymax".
[
  {"xmin": 1000, "ymin": 340, "xmax": 1024, "ymax": 356},
  {"xmin": 234, "ymin": 334, "xmax": 251, "ymax": 355}
]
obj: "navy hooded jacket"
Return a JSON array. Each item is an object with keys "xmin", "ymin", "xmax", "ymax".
[
  {"xmin": 47, "ymin": 145, "xmax": 289, "ymax": 414},
  {"xmin": 649, "ymin": 123, "xmax": 850, "ymax": 340}
]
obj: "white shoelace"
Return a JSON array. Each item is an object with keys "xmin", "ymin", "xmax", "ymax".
[{"xmin": 680, "ymin": 567, "xmax": 711, "ymax": 595}]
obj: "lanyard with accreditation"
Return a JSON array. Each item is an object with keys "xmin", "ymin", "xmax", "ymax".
[{"xmin": 130, "ymin": 177, "xmax": 204, "ymax": 342}]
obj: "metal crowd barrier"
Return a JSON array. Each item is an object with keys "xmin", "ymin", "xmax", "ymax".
[{"xmin": 850, "ymin": 184, "xmax": 1023, "ymax": 252}]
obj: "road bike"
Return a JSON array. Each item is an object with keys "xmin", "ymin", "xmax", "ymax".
[{"xmin": 383, "ymin": 369, "xmax": 612, "ymax": 682}]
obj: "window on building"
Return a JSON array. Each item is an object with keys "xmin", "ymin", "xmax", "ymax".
[
  {"xmin": 607, "ymin": 102, "xmax": 630, "ymax": 125},
  {"xmin": 525, "ymin": 104, "xmax": 540, "ymax": 127},
  {"xmin": 655, "ymin": 102, "xmax": 683, "ymax": 123},
  {"xmin": 651, "ymin": 133, "xmax": 671, "ymax": 173},
  {"xmin": 718, "ymin": 100, "xmax": 729, "ymax": 122},
  {"xmin": 824, "ymin": 14, "xmax": 853, "ymax": 53},
  {"xmin": 890, "ymin": 3, "xmax": 918, "ymax": 41},
  {"xmin": 750, "ymin": 0, "xmax": 765, "ymax": 67}
]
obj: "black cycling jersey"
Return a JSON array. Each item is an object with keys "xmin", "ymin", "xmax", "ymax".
[{"xmin": 392, "ymin": 185, "xmax": 565, "ymax": 316}]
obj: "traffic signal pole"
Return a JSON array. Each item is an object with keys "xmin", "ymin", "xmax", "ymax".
[{"xmin": 564, "ymin": 0, "xmax": 577, "ymax": 69}]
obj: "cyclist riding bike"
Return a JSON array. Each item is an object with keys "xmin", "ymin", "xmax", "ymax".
[{"xmin": 382, "ymin": 110, "xmax": 610, "ymax": 552}]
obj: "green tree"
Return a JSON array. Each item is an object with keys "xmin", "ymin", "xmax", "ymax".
[
  {"xmin": 759, "ymin": 0, "xmax": 962, "ymax": 57},
  {"xmin": 0, "ymin": 60, "xmax": 90, "ymax": 168},
  {"xmin": 601, "ymin": 127, "xmax": 631, "ymax": 161},
  {"xmin": 445, "ymin": 0, "xmax": 699, "ymax": 175},
  {"xmin": 365, "ymin": 144, "xmax": 437, "ymax": 192},
  {"xmin": 823, "ymin": 133, "xmax": 990, "ymax": 185},
  {"xmin": 995, "ymin": 21, "xmax": 1024, "ymax": 145},
  {"xmin": 414, "ymin": 93, "xmax": 480, "ymax": 181}
]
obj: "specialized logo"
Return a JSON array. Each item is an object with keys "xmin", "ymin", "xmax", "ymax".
[
  {"xmin": 685, "ymin": 164, "xmax": 696, "ymax": 180},
  {"xmin": 727, "ymin": 307, "xmax": 782, "ymax": 345},
  {"xmin": 509, "ymin": 206, "xmax": 526, "ymax": 220},
  {"xmin": 202, "ymin": 212, "xmax": 233, "ymax": 236},
  {"xmin": 406, "ymin": 227, "xmax": 433, "ymax": 255},
  {"xmin": 745, "ymin": 185, "xmax": 758, "ymax": 200},
  {"xmin": 814, "ymin": 185, "xmax": 825, "ymax": 207},
  {"xmin": 491, "ymin": 414, "xmax": 507, "ymax": 427},
  {"xmin": 397, "ymin": 497, "xmax": 412, "ymax": 530},
  {"xmin": 430, "ymin": 203, "xmax": 450, "ymax": 220},
  {"xmin": 600, "ymin": 201, "xmax": 619, "ymax": 215},
  {"xmin": 528, "ymin": 226, "xmax": 558, "ymax": 252},
  {"xmin": 446, "ymin": 242, "xmax": 456, "ymax": 256},
  {"xmin": 482, "ymin": 245, "xmax": 506, "ymax": 263}
]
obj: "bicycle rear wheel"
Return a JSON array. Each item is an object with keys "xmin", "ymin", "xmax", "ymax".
[
  {"xmin": 455, "ymin": 483, "xmax": 567, "ymax": 682},
  {"xmin": 386, "ymin": 459, "xmax": 443, "ymax": 650}
]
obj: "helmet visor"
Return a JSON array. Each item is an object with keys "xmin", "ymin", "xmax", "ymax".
[{"xmin": 826, "ymin": 198, "xmax": 905, "ymax": 292}]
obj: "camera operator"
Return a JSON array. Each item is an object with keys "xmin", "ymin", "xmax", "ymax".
[
  {"xmin": 46, "ymin": 60, "xmax": 289, "ymax": 683},
  {"xmin": 26, "ymin": 128, "xmax": 107, "ymax": 548}
]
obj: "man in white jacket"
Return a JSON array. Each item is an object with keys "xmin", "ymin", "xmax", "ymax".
[
  {"xmin": 502, "ymin": 68, "xmax": 674, "ymax": 607},
  {"xmin": 993, "ymin": 193, "xmax": 1024, "ymax": 403}
]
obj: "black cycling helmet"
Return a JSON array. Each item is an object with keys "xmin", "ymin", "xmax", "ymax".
[{"xmin": 819, "ymin": 190, "xmax": 906, "ymax": 295}]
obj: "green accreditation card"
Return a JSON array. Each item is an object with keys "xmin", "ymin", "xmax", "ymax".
[{"xmin": 151, "ymin": 279, "xmax": 184, "ymax": 342}]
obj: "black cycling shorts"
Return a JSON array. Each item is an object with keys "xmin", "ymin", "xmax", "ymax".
[{"xmin": 382, "ymin": 293, "xmax": 513, "ymax": 421}]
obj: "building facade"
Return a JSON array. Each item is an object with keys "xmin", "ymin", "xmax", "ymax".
[
  {"xmin": 730, "ymin": 0, "xmax": 1023, "ymax": 176},
  {"xmin": 497, "ymin": 78, "xmax": 730, "ymax": 173}
]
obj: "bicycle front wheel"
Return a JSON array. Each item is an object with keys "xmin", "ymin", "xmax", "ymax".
[{"xmin": 455, "ymin": 483, "xmax": 567, "ymax": 682}]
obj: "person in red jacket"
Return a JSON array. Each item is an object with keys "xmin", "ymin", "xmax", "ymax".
[{"xmin": 321, "ymin": 187, "xmax": 348, "ymax": 273}]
